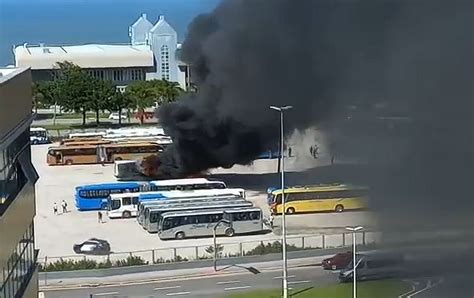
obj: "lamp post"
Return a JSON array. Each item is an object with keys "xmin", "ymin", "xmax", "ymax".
[
  {"xmin": 270, "ymin": 105, "xmax": 292, "ymax": 298},
  {"xmin": 345, "ymin": 226, "xmax": 363, "ymax": 298},
  {"xmin": 212, "ymin": 213, "xmax": 232, "ymax": 271}
]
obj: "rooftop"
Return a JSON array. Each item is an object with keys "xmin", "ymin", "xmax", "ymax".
[{"xmin": 14, "ymin": 43, "xmax": 154, "ymax": 70}]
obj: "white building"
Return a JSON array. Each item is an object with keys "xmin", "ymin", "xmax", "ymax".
[{"xmin": 13, "ymin": 14, "xmax": 189, "ymax": 90}]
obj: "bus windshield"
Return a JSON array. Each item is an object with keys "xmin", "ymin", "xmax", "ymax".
[{"xmin": 110, "ymin": 199, "xmax": 121, "ymax": 210}]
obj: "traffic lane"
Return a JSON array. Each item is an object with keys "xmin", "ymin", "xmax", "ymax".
[
  {"xmin": 42, "ymin": 265, "xmax": 339, "ymax": 298},
  {"xmin": 408, "ymin": 275, "xmax": 473, "ymax": 298}
]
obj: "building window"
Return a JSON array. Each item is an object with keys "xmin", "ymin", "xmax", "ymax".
[
  {"xmin": 0, "ymin": 221, "xmax": 36, "ymax": 298},
  {"xmin": 0, "ymin": 130, "xmax": 38, "ymax": 212},
  {"xmin": 113, "ymin": 70, "xmax": 124, "ymax": 82},
  {"xmin": 160, "ymin": 45, "xmax": 170, "ymax": 80}
]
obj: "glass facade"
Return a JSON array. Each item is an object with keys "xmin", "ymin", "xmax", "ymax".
[
  {"xmin": 0, "ymin": 130, "xmax": 30, "ymax": 208},
  {"xmin": 0, "ymin": 222, "xmax": 37, "ymax": 298}
]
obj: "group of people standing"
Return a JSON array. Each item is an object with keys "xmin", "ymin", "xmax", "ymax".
[{"xmin": 53, "ymin": 200, "xmax": 68, "ymax": 215}]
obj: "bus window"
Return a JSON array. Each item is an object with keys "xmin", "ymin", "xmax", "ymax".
[
  {"xmin": 132, "ymin": 197, "xmax": 139, "ymax": 205},
  {"xmin": 110, "ymin": 199, "xmax": 121, "ymax": 210},
  {"xmin": 122, "ymin": 197, "xmax": 132, "ymax": 206}
]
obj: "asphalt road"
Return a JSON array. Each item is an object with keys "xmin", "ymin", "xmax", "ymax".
[{"xmin": 42, "ymin": 265, "xmax": 339, "ymax": 298}]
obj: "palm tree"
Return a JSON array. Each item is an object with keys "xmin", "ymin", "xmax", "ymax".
[{"xmin": 159, "ymin": 80, "xmax": 183, "ymax": 103}]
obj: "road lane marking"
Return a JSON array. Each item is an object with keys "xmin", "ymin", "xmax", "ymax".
[
  {"xmin": 154, "ymin": 286, "xmax": 181, "ymax": 290},
  {"xmin": 273, "ymin": 275, "xmax": 296, "ymax": 279},
  {"xmin": 288, "ymin": 280, "xmax": 311, "ymax": 285},
  {"xmin": 224, "ymin": 286, "xmax": 252, "ymax": 291},
  {"xmin": 217, "ymin": 280, "xmax": 241, "ymax": 285},
  {"xmin": 166, "ymin": 292, "xmax": 191, "ymax": 296},
  {"xmin": 95, "ymin": 292, "xmax": 119, "ymax": 296},
  {"xmin": 407, "ymin": 277, "xmax": 444, "ymax": 298}
]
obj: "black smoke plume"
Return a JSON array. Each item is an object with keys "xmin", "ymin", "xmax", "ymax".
[{"xmin": 155, "ymin": 0, "xmax": 473, "ymax": 293}]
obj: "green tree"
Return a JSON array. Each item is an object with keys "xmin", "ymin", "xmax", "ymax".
[
  {"xmin": 159, "ymin": 80, "xmax": 183, "ymax": 103},
  {"xmin": 125, "ymin": 80, "xmax": 158, "ymax": 125},
  {"xmin": 90, "ymin": 79, "xmax": 115, "ymax": 125},
  {"xmin": 54, "ymin": 61, "xmax": 95, "ymax": 126},
  {"xmin": 108, "ymin": 90, "xmax": 135, "ymax": 126}
]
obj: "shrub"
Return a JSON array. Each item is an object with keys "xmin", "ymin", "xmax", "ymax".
[{"xmin": 39, "ymin": 256, "xmax": 148, "ymax": 272}]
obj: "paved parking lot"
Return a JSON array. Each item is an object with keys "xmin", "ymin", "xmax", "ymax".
[{"xmin": 32, "ymin": 144, "xmax": 375, "ymax": 259}]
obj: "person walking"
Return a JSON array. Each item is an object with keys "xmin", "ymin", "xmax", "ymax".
[
  {"xmin": 269, "ymin": 214, "xmax": 274, "ymax": 229},
  {"xmin": 53, "ymin": 202, "xmax": 58, "ymax": 215},
  {"xmin": 61, "ymin": 200, "xmax": 68, "ymax": 213},
  {"xmin": 98, "ymin": 211, "xmax": 103, "ymax": 223}
]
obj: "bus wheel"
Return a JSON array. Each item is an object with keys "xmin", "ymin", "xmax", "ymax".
[
  {"xmin": 225, "ymin": 228, "xmax": 235, "ymax": 237},
  {"xmin": 335, "ymin": 205, "xmax": 344, "ymax": 212},
  {"xmin": 175, "ymin": 232, "xmax": 185, "ymax": 240},
  {"xmin": 286, "ymin": 207, "xmax": 296, "ymax": 214},
  {"xmin": 100, "ymin": 203, "xmax": 108, "ymax": 210},
  {"xmin": 122, "ymin": 211, "xmax": 131, "ymax": 218},
  {"xmin": 65, "ymin": 159, "xmax": 73, "ymax": 165}
]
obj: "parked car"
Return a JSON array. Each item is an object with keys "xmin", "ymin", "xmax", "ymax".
[
  {"xmin": 108, "ymin": 112, "xmax": 127, "ymax": 120},
  {"xmin": 322, "ymin": 251, "xmax": 352, "ymax": 270},
  {"xmin": 73, "ymin": 238, "xmax": 111, "ymax": 255}
]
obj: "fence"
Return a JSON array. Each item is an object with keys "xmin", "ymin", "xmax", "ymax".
[{"xmin": 38, "ymin": 231, "xmax": 381, "ymax": 268}]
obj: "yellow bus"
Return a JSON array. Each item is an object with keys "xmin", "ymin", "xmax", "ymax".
[
  {"xmin": 47, "ymin": 142, "xmax": 165, "ymax": 165},
  {"xmin": 270, "ymin": 184, "xmax": 368, "ymax": 214}
]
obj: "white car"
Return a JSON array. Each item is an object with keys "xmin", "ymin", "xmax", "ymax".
[{"xmin": 108, "ymin": 112, "xmax": 127, "ymax": 120}]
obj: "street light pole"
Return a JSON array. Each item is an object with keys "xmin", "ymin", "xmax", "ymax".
[
  {"xmin": 213, "ymin": 218, "xmax": 231, "ymax": 271},
  {"xmin": 270, "ymin": 105, "xmax": 292, "ymax": 298},
  {"xmin": 345, "ymin": 226, "xmax": 363, "ymax": 298}
]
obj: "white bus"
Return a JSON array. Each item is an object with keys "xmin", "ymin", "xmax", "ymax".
[
  {"xmin": 136, "ymin": 188, "xmax": 245, "ymax": 223},
  {"xmin": 158, "ymin": 207, "xmax": 264, "ymax": 240},
  {"xmin": 108, "ymin": 193, "xmax": 242, "ymax": 219},
  {"xmin": 143, "ymin": 200, "xmax": 254, "ymax": 233},
  {"xmin": 149, "ymin": 178, "xmax": 226, "ymax": 191},
  {"xmin": 136, "ymin": 194, "xmax": 244, "ymax": 223}
]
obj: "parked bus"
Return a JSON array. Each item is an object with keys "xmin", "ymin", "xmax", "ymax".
[
  {"xmin": 158, "ymin": 207, "xmax": 263, "ymax": 240},
  {"xmin": 136, "ymin": 190, "xmax": 245, "ymax": 224},
  {"xmin": 269, "ymin": 183, "xmax": 368, "ymax": 214},
  {"xmin": 143, "ymin": 200, "xmax": 254, "ymax": 233},
  {"xmin": 75, "ymin": 179, "xmax": 231, "ymax": 211},
  {"xmin": 108, "ymin": 193, "xmax": 241, "ymax": 219},
  {"xmin": 46, "ymin": 142, "xmax": 165, "ymax": 165},
  {"xmin": 30, "ymin": 127, "xmax": 50, "ymax": 145},
  {"xmin": 75, "ymin": 182, "xmax": 141, "ymax": 211},
  {"xmin": 68, "ymin": 132, "xmax": 107, "ymax": 139}
]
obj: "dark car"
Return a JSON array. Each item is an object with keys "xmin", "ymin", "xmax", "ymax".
[
  {"xmin": 73, "ymin": 238, "xmax": 111, "ymax": 255},
  {"xmin": 322, "ymin": 251, "xmax": 352, "ymax": 270}
]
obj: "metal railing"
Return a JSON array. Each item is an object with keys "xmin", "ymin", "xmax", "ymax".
[{"xmin": 38, "ymin": 231, "xmax": 381, "ymax": 268}]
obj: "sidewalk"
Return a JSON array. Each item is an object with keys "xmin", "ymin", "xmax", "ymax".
[{"xmin": 39, "ymin": 254, "xmax": 332, "ymax": 290}]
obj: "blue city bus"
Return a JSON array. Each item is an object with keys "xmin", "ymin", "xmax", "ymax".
[
  {"xmin": 75, "ymin": 178, "xmax": 228, "ymax": 211},
  {"xmin": 75, "ymin": 182, "xmax": 141, "ymax": 211}
]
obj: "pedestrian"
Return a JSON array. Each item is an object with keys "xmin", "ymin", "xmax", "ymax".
[
  {"xmin": 309, "ymin": 145, "xmax": 313, "ymax": 156},
  {"xmin": 53, "ymin": 202, "xmax": 58, "ymax": 215},
  {"xmin": 61, "ymin": 200, "xmax": 68, "ymax": 213},
  {"xmin": 98, "ymin": 211, "xmax": 103, "ymax": 223},
  {"xmin": 288, "ymin": 147, "xmax": 292, "ymax": 157},
  {"xmin": 269, "ymin": 214, "xmax": 274, "ymax": 229}
]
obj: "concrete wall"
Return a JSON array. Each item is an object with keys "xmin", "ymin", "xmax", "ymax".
[{"xmin": 0, "ymin": 68, "xmax": 32, "ymax": 138}]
